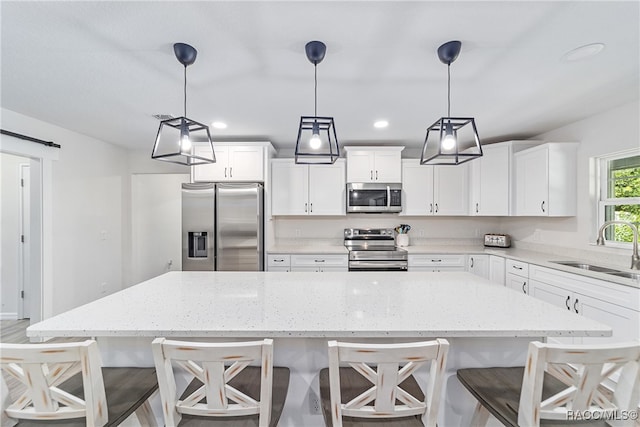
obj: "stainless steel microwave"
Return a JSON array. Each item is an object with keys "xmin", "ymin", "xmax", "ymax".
[{"xmin": 347, "ymin": 183, "xmax": 402, "ymax": 213}]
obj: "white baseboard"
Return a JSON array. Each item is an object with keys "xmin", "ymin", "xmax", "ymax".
[{"xmin": 0, "ymin": 312, "xmax": 18, "ymax": 320}]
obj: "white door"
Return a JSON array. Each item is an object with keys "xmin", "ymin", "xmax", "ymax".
[
  {"xmin": 506, "ymin": 273, "xmax": 529, "ymax": 295},
  {"xmin": 373, "ymin": 151, "xmax": 402, "ymax": 182},
  {"xmin": 346, "ymin": 151, "xmax": 374, "ymax": 182},
  {"xmin": 515, "ymin": 148, "xmax": 548, "ymax": 215},
  {"xmin": 488, "ymin": 255, "xmax": 505, "ymax": 285},
  {"xmin": 577, "ymin": 294, "xmax": 640, "ymax": 345},
  {"xmin": 131, "ymin": 174, "xmax": 188, "ymax": 284},
  {"xmin": 478, "ymin": 145, "xmax": 510, "ymax": 215},
  {"xmin": 468, "ymin": 255, "xmax": 489, "ymax": 279},
  {"xmin": 192, "ymin": 145, "xmax": 229, "ymax": 182},
  {"xmin": 308, "ymin": 161, "xmax": 345, "ymax": 215},
  {"xmin": 228, "ymin": 146, "xmax": 264, "ymax": 181},
  {"xmin": 271, "ymin": 161, "xmax": 309, "ymax": 215},
  {"xmin": 19, "ymin": 164, "xmax": 31, "ymax": 319},
  {"xmin": 433, "ymin": 164, "xmax": 468, "ymax": 215},
  {"xmin": 401, "ymin": 162, "xmax": 433, "ymax": 215},
  {"xmin": 529, "ymin": 280, "xmax": 575, "ymax": 344}
]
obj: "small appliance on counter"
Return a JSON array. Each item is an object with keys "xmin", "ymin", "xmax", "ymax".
[{"xmin": 484, "ymin": 233, "xmax": 511, "ymax": 248}]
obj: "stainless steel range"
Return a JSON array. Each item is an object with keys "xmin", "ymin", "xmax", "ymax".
[{"xmin": 344, "ymin": 228, "xmax": 408, "ymax": 272}]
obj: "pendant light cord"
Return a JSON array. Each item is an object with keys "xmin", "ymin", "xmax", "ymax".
[
  {"xmin": 314, "ymin": 64, "xmax": 318, "ymax": 117},
  {"xmin": 447, "ymin": 63, "xmax": 451, "ymax": 118},
  {"xmin": 183, "ymin": 65, "xmax": 188, "ymax": 117}
]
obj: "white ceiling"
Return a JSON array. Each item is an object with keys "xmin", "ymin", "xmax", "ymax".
[{"xmin": 1, "ymin": 1, "xmax": 638, "ymax": 156}]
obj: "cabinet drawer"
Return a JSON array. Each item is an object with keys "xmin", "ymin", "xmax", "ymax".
[
  {"xmin": 267, "ymin": 254, "xmax": 291, "ymax": 267},
  {"xmin": 408, "ymin": 254, "xmax": 466, "ymax": 267},
  {"xmin": 505, "ymin": 259, "xmax": 528, "ymax": 277},
  {"xmin": 291, "ymin": 254, "xmax": 348, "ymax": 268}
]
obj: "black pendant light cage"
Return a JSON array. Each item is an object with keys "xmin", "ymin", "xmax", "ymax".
[
  {"xmin": 152, "ymin": 42, "xmax": 216, "ymax": 166},
  {"xmin": 420, "ymin": 117, "xmax": 482, "ymax": 165},
  {"xmin": 152, "ymin": 116, "xmax": 215, "ymax": 166},
  {"xmin": 295, "ymin": 41, "xmax": 340, "ymax": 164},
  {"xmin": 420, "ymin": 40, "xmax": 482, "ymax": 166}
]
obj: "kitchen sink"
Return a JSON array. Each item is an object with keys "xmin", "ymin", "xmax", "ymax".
[
  {"xmin": 550, "ymin": 261, "xmax": 621, "ymax": 273},
  {"xmin": 607, "ymin": 271, "xmax": 640, "ymax": 280}
]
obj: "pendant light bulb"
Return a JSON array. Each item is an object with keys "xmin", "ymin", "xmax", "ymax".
[
  {"xmin": 441, "ymin": 122, "xmax": 456, "ymax": 151},
  {"xmin": 309, "ymin": 121, "xmax": 321, "ymax": 149},
  {"xmin": 180, "ymin": 120, "xmax": 191, "ymax": 153}
]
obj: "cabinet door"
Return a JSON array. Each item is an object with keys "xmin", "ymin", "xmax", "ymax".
[
  {"xmin": 401, "ymin": 162, "xmax": 433, "ymax": 215},
  {"xmin": 192, "ymin": 145, "xmax": 229, "ymax": 182},
  {"xmin": 468, "ymin": 255, "xmax": 489, "ymax": 279},
  {"xmin": 228, "ymin": 146, "xmax": 264, "ymax": 181},
  {"xmin": 515, "ymin": 147, "xmax": 548, "ymax": 216},
  {"xmin": 529, "ymin": 279, "xmax": 575, "ymax": 344},
  {"xmin": 346, "ymin": 151, "xmax": 375, "ymax": 182},
  {"xmin": 475, "ymin": 145, "xmax": 511, "ymax": 216},
  {"xmin": 506, "ymin": 273, "xmax": 529, "ymax": 295},
  {"xmin": 488, "ymin": 255, "xmax": 505, "ymax": 285},
  {"xmin": 433, "ymin": 164, "xmax": 468, "ymax": 215},
  {"xmin": 271, "ymin": 161, "xmax": 309, "ymax": 215},
  {"xmin": 577, "ymin": 294, "xmax": 640, "ymax": 345},
  {"xmin": 308, "ymin": 161, "xmax": 345, "ymax": 215},
  {"xmin": 373, "ymin": 151, "xmax": 402, "ymax": 183}
]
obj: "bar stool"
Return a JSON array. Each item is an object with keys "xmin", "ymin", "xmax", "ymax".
[
  {"xmin": 319, "ymin": 339, "xmax": 449, "ymax": 427},
  {"xmin": 152, "ymin": 338, "xmax": 290, "ymax": 427},
  {"xmin": 0, "ymin": 340, "xmax": 158, "ymax": 426},
  {"xmin": 457, "ymin": 341, "xmax": 640, "ymax": 427}
]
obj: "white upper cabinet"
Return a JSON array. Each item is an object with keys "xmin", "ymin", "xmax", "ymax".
[
  {"xmin": 344, "ymin": 146, "xmax": 403, "ymax": 183},
  {"xmin": 401, "ymin": 160, "xmax": 468, "ymax": 216},
  {"xmin": 192, "ymin": 143, "xmax": 269, "ymax": 182},
  {"xmin": 271, "ymin": 159, "xmax": 346, "ymax": 216},
  {"xmin": 514, "ymin": 142, "xmax": 578, "ymax": 216},
  {"xmin": 469, "ymin": 141, "xmax": 540, "ymax": 216}
]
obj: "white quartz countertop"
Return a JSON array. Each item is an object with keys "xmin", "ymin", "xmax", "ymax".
[
  {"xmin": 28, "ymin": 271, "xmax": 611, "ymax": 339},
  {"xmin": 268, "ymin": 245, "xmax": 348, "ymax": 254}
]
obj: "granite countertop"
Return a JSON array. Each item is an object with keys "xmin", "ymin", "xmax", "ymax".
[{"xmin": 28, "ymin": 271, "xmax": 611, "ymax": 339}]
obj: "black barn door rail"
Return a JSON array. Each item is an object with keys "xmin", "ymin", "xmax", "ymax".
[{"xmin": 1, "ymin": 129, "xmax": 61, "ymax": 149}]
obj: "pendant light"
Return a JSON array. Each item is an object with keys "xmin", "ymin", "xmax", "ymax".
[
  {"xmin": 152, "ymin": 43, "xmax": 215, "ymax": 166},
  {"xmin": 295, "ymin": 41, "xmax": 339, "ymax": 164},
  {"xmin": 420, "ymin": 41, "xmax": 482, "ymax": 166}
]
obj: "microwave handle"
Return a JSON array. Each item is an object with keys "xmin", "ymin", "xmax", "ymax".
[{"xmin": 387, "ymin": 186, "xmax": 391, "ymax": 207}]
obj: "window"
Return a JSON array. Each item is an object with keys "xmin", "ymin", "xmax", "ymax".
[{"xmin": 598, "ymin": 151, "xmax": 640, "ymax": 245}]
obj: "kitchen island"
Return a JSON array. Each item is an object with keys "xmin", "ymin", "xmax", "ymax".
[{"xmin": 27, "ymin": 271, "xmax": 611, "ymax": 426}]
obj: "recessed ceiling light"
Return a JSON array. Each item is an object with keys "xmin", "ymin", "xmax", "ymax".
[
  {"xmin": 212, "ymin": 121, "xmax": 227, "ymax": 129},
  {"xmin": 562, "ymin": 43, "xmax": 605, "ymax": 62},
  {"xmin": 374, "ymin": 120, "xmax": 389, "ymax": 129}
]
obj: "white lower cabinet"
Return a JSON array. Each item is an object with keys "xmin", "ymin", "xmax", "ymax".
[
  {"xmin": 529, "ymin": 265, "xmax": 640, "ymax": 345},
  {"xmin": 467, "ymin": 255, "xmax": 489, "ymax": 279},
  {"xmin": 290, "ymin": 254, "xmax": 348, "ymax": 272},
  {"xmin": 408, "ymin": 254, "xmax": 466, "ymax": 272},
  {"xmin": 505, "ymin": 259, "xmax": 529, "ymax": 294},
  {"xmin": 267, "ymin": 254, "xmax": 291, "ymax": 272},
  {"xmin": 488, "ymin": 255, "xmax": 505, "ymax": 285}
]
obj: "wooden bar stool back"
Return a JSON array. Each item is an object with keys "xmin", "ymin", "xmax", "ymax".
[
  {"xmin": 0, "ymin": 340, "xmax": 158, "ymax": 426},
  {"xmin": 457, "ymin": 341, "xmax": 640, "ymax": 427},
  {"xmin": 319, "ymin": 339, "xmax": 449, "ymax": 427},
  {"xmin": 152, "ymin": 338, "xmax": 290, "ymax": 427}
]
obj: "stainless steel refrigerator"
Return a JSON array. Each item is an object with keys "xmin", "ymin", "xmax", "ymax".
[{"xmin": 182, "ymin": 182, "xmax": 264, "ymax": 271}]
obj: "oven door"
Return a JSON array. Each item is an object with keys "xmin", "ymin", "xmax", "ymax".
[{"xmin": 348, "ymin": 260, "xmax": 408, "ymax": 272}]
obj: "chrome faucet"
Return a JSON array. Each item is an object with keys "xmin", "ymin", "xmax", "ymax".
[{"xmin": 596, "ymin": 220, "xmax": 640, "ymax": 270}]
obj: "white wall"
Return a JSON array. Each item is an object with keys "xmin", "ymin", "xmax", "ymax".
[
  {"xmin": 499, "ymin": 100, "xmax": 639, "ymax": 254},
  {"xmin": 1, "ymin": 108, "xmax": 130, "ymax": 315},
  {"xmin": 0, "ymin": 153, "xmax": 28, "ymax": 318}
]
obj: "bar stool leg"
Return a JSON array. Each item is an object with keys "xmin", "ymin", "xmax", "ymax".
[{"xmin": 470, "ymin": 402, "xmax": 490, "ymax": 427}]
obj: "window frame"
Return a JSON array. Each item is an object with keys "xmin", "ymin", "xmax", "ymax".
[{"xmin": 597, "ymin": 149, "xmax": 640, "ymax": 249}]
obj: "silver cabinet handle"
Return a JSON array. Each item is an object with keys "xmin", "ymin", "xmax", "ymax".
[
  {"xmin": 476, "ymin": 203, "xmax": 479, "ymax": 213},
  {"xmin": 565, "ymin": 295, "xmax": 571, "ymax": 310},
  {"xmin": 574, "ymin": 298, "xmax": 579, "ymax": 314},
  {"xmin": 310, "ymin": 203, "xmax": 313, "ymax": 213},
  {"xmin": 470, "ymin": 257, "xmax": 474, "ymax": 268},
  {"xmin": 315, "ymin": 259, "xmax": 325, "ymax": 263},
  {"xmin": 541, "ymin": 201, "xmax": 546, "ymax": 213},
  {"xmin": 304, "ymin": 202, "xmax": 308, "ymax": 213},
  {"xmin": 224, "ymin": 167, "xmax": 227, "ymax": 178},
  {"xmin": 376, "ymin": 170, "xmax": 378, "ymax": 180},
  {"xmin": 429, "ymin": 203, "xmax": 433, "ymax": 213},
  {"xmin": 229, "ymin": 167, "xmax": 232, "ymax": 178},
  {"xmin": 435, "ymin": 203, "xmax": 439, "ymax": 213},
  {"xmin": 513, "ymin": 265, "xmax": 523, "ymax": 270},
  {"xmin": 370, "ymin": 170, "xmax": 373, "ymax": 181},
  {"xmin": 274, "ymin": 259, "xmax": 285, "ymax": 263},
  {"xmin": 522, "ymin": 281, "xmax": 527, "ymax": 294},
  {"xmin": 431, "ymin": 259, "xmax": 442, "ymax": 262}
]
